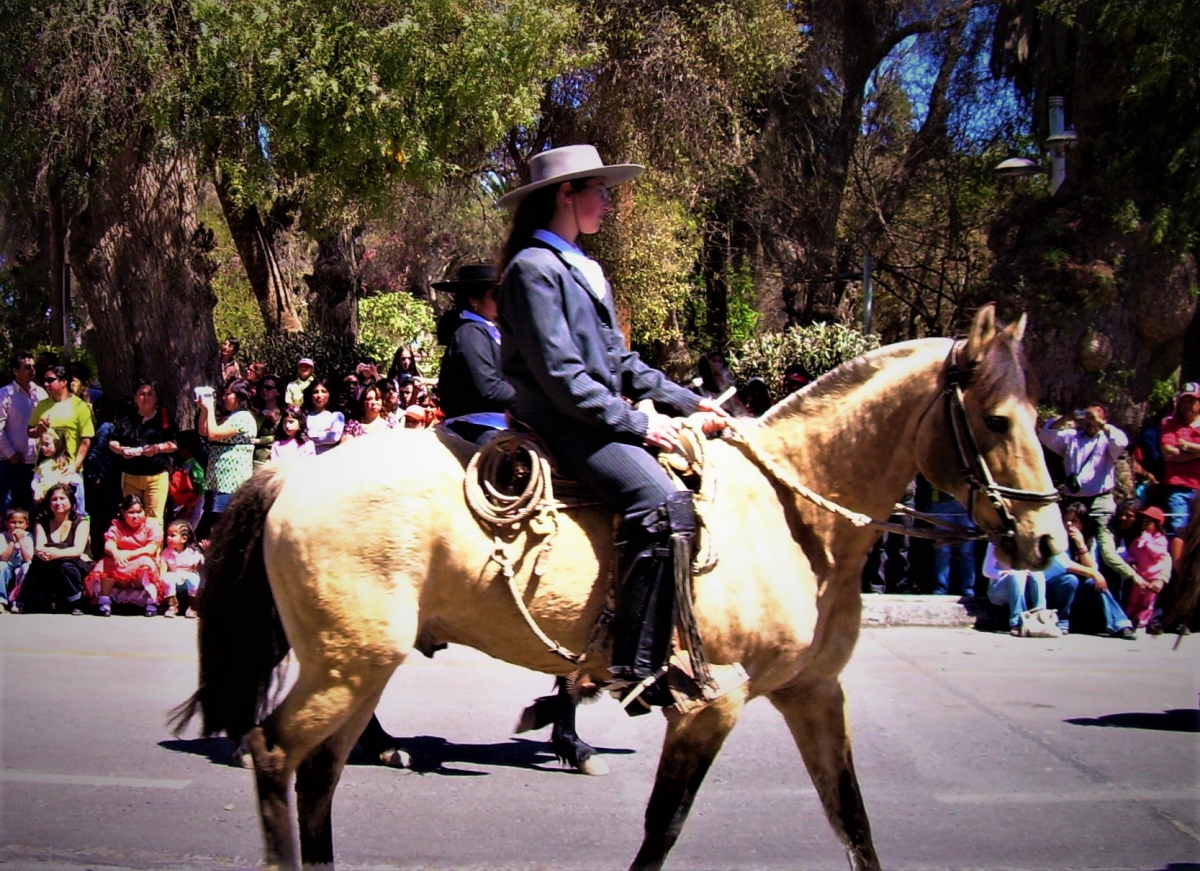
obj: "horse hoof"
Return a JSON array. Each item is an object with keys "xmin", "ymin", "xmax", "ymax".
[
  {"xmin": 575, "ymin": 755, "xmax": 608, "ymax": 776},
  {"xmin": 379, "ymin": 747, "xmax": 411, "ymax": 769}
]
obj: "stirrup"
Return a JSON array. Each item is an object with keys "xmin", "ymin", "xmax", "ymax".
[{"xmin": 662, "ymin": 652, "xmax": 748, "ymax": 721}]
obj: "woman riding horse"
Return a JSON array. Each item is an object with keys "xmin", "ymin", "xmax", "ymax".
[{"xmin": 495, "ymin": 144, "xmax": 729, "ymax": 711}]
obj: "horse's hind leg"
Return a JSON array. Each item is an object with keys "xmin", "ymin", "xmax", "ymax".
[
  {"xmin": 770, "ymin": 679, "xmax": 881, "ymax": 871},
  {"xmin": 250, "ymin": 666, "xmax": 398, "ymax": 870},
  {"xmin": 629, "ymin": 688, "xmax": 747, "ymax": 871},
  {"xmin": 296, "ymin": 687, "xmax": 387, "ymax": 868}
]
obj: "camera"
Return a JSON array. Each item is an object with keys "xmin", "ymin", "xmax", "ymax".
[
  {"xmin": 193, "ymin": 386, "xmax": 215, "ymax": 402},
  {"xmin": 1064, "ymin": 473, "xmax": 1081, "ymax": 493}
]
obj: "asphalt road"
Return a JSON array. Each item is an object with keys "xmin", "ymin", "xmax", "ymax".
[{"xmin": 1, "ymin": 616, "xmax": 1197, "ymax": 871}]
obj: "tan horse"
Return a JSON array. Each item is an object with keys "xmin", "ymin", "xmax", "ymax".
[{"xmin": 173, "ymin": 305, "xmax": 1066, "ymax": 871}]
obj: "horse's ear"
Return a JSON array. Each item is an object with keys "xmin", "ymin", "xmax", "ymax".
[
  {"xmin": 963, "ymin": 304, "xmax": 998, "ymax": 364},
  {"xmin": 1003, "ymin": 312, "xmax": 1028, "ymax": 343}
]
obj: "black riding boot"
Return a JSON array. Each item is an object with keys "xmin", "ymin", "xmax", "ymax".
[{"xmin": 609, "ymin": 492, "xmax": 696, "ymax": 709}]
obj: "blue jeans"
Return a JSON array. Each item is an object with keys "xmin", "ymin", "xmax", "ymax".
[
  {"xmin": 0, "ymin": 561, "xmax": 19, "ymax": 600},
  {"xmin": 1163, "ymin": 487, "xmax": 1195, "ymax": 536},
  {"xmin": 987, "ymin": 571, "xmax": 1045, "ymax": 629},
  {"xmin": 928, "ymin": 499, "xmax": 976, "ymax": 597},
  {"xmin": 1044, "ymin": 570, "xmax": 1131, "ymax": 635}
]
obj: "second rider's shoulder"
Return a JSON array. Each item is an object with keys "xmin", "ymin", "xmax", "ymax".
[{"xmin": 507, "ymin": 246, "xmax": 564, "ymax": 277}]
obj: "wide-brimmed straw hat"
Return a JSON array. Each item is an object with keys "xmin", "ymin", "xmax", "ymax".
[
  {"xmin": 496, "ymin": 144, "xmax": 644, "ymax": 210},
  {"xmin": 431, "ymin": 263, "xmax": 497, "ymax": 293}
]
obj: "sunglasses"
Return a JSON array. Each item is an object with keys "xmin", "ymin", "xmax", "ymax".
[{"xmin": 43, "ymin": 376, "xmax": 60, "ymax": 384}]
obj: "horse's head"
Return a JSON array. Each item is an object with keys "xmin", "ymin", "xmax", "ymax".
[{"xmin": 916, "ymin": 305, "xmax": 1066, "ymax": 570}]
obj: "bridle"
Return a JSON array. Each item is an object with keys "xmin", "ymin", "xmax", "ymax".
[{"xmin": 934, "ymin": 341, "xmax": 1060, "ymax": 540}]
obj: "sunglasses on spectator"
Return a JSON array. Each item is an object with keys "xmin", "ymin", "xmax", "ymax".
[{"xmin": 43, "ymin": 375, "xmax": 60, "ymax": 384}]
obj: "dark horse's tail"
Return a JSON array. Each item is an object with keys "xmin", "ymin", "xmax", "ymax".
[{"xmin": 169, "ymin": 466, "xmax": 291, "ymax": 742}]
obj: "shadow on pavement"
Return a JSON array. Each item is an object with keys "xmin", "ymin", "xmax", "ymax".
[
  {"xmin": 159, "ymin": 736, "xmax": 241, "ymax": 764},
  {"xmin": 159, "ymin": 735, "xmax": 635, "ymax": 776},
  {"xmin": 361, "ymin": 735, "xmax": 634, "ymax": 776},
  {"xmin": 1065, "ymin": 709, "xmax": 1200, "ymax": 733}
]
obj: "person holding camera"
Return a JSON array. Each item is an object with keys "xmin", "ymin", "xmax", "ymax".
[{"xmin": 1039, "ymin": 405, "xmax": 1138, "ymax": 595}]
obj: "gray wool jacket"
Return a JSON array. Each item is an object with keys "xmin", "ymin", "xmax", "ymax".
[{"xmin": 497, "ymin": 242, "xmax": 701, "ymax": 443}]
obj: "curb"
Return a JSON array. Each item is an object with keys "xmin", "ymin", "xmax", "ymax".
[{"xmin": 861, "ymin": 594, "xmax": 993, "ymax": 628}]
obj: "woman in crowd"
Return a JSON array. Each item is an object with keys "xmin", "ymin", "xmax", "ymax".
[
  {"xmin": 85, "ymin": 494, "xmax": 166, "ymax": 616},
  {"xmin": 341, "ymin": 383, "xmax": 394, "ymax": 441},
  {"xmin": 495, "ymin": 144, "xmax": 727, "ymax": 711},
  {"xmin": 434, "ymin": 263, "xmax": 514, "ymax": 444},
  {"xmin": 196, "ymin": 379, "xmax": 257, "ymax": 539},
  {"xmin": 1045, "ymin": 502, "xmax": 1135, "ymax": 638},
  {"xmin": 251, "ymin": 374, "xmax": 283, "ymax": 467},
  {"xmin": 302, "ymin": 377, "xmax": 345, "ymax": 454},
  {"xmin": 388, "ymin": 345, "xmax": 422, "ymax": 383},
  {"xmin": 108, "ymin": 379, "xmax": 177, "ymax": 520},
  {"xmin": 11, "ymin": 483, "xmax": 91, "ymax": 614},
  {"xmin": 380, "ymin": 379, "xmax": 404, "ymax": 425}
]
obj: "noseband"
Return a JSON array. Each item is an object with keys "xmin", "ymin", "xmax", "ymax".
[{"xmin": 938, "ymin": 342, "xmax": 1060, "ymax": 540}]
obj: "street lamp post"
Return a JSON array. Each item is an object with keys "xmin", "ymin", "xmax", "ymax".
[{"xmin": 994, "ymin": 95, "xmax": 1077, "ymax": 194}]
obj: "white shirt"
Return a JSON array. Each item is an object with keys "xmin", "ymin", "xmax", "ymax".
[
  {"xmin": 532, "ymin": 229, "xmax": 609, "ymax": 302},
  {"xmin": 1038, "ymin": 421, "xmax": 1128, "ymax": 497},
  {"xmin": 0, "ymin": 380, "xmax": 49, "ymax": 462}
]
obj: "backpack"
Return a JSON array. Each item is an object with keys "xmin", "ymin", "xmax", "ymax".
[{"xmin": 169, "ymin": 466, "xmax": 199, "ymax": 506}]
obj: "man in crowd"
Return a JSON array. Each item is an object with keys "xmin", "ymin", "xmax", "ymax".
[
  {"xmin": 0, "ymin": 352, "xmax": 48, "ymax": 510},
  {"xmin": 1039, "ymin": 404, "xmax": 1138, "ymax": 590},
  {"xmin": 286, "ymin": 357, "xmax": 315, "ymax": 408},
  {"xmin": 29, "ymin": 365, "xmax": 94, "ymax": 475},
  {"xmin": 1160, "ymin": 382, "xmax": 1199, "ymax": 566}
]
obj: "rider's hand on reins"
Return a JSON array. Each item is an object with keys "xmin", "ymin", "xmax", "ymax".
[{"xmin": 644, "ymin": 412, "xmax": 683, "ymax": 451}]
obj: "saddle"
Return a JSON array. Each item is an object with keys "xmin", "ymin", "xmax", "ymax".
[{"xmin": 460, "ymin": 426, "xmax": 744, "ymax": 718}]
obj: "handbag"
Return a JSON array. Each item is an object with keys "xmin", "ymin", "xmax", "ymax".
[
  {"xmin": 169, "ymin": 467, "xmax": 198, "ymax": 506},
  {"xmin": 1019, "ymin": 607, "xmax": 1062, "ymax": 638}
]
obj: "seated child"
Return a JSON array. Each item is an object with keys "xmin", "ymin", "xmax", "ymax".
[
  {"xmin": 1125, "ymin": 506, "xmax": 1172, "ymax": 629},
  {"xmin": 160, "ymin": 519, "xmax": 204, "ymax": 618},
  {"xmin": 31, "ymin": 429, "xmax": 86, "ymax": 516},
  {"xmin": 170, "ymin": 431, "xmax": 207, "ymax": 532},
  {"xmin": 0, "ymin": 508, "xmax": 34, "ymax": 610},
  {"xmin": 84, "ymin": 494, "xmax": 167, "ymax": 616}
]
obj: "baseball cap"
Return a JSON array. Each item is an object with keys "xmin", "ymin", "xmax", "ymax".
[
  {"xmin": 297, "ymin": 357, "xmax": 315, "ymax": 368},
  {"xmin": 1138, "ymin": 506, "xmax": 1166, "ymax": 525},
  {"xmin": 1177, "ymin": 381, "xmax": 1199, "ymax": 400}
]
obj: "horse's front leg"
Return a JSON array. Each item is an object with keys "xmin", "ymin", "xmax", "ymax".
[
  {"xmin": 769, "ymin": 679, "xmax": 881, "ymax": 871},
  {"xmin": 629, "ymin": 687, "xmax": 747, "ymax": 871}
]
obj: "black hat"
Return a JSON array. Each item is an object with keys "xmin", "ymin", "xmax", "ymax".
[{"xmin": 431, "ymin": 263, "xmax": 497, "ymax": 293}]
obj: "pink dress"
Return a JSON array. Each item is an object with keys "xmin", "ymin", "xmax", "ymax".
[
  {"xmin": 1125, "ymin": 530, "xmax": 1171, "ymax": 628},
  {"xmin": 84, "ymin": 517, "xmax": 167, "ymax": 606}
]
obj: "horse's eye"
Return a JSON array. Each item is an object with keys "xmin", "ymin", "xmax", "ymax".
[{"xmin": 984, "ymin": 415, "xmax": 1010, "ymax": 434}]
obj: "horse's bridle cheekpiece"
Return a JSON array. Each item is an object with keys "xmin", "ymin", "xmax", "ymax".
[{"xmin": 940, "ymin": 341, "xmax": 1060, "ymax": 541}]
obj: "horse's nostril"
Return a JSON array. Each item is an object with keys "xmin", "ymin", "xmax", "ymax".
[{"xmin": 1038, "ymin": 533, "xmax": 1056, "ymax": 561}]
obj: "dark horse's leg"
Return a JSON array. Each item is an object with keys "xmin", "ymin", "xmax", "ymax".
[
  {"xmin": 769, "ymin": 679, "xmax": 881, "ymax": 871},
  {"xmin": 628, "ymin": 687, "xmax": 747, "ymax": 871},
  {"xmin": 516, "ymin": 675, "xmax": 607, "ymax": 775},
  {"xmin": 356, "ymin": 713, "xmax": 411, "ymax": 768}
]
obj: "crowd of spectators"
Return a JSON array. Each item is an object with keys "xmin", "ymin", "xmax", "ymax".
[
  {"xmin": 0, "ymin": 338, "xmax": 1195, "ymax": 635},
  {"xmin": 0, "ymin": 344, "xmax": 444, "ymax": 616},
  {"xmin": 862, "ymin": 386, "xmax": 1199, "ymax": 637}
]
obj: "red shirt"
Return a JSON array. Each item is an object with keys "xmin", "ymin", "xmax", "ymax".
[{"xmin": 1160, "ymin": 415, "xmax": 1200, "ymax": 489}]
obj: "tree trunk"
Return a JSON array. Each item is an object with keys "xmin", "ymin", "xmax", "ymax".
[
  {"xmin": 304, "ymin": 227, "xmax": 362, "ymax": 340},
  {"xmin": 68, "ymin": 141, "xmax": 219, "ymax": 426},
  {"xmin": 213, "ymin": 178, "xmax": 307, "ymax": 333},
  {"xmin": 47, "ymin": 182, "xmax": 67, "ymax": 349}
]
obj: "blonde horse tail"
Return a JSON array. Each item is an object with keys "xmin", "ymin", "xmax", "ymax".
[{"xmin": 169, "ymin": 466, "xmax": 290, "ymax": 743}]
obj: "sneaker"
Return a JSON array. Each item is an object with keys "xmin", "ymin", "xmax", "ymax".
[
  {"xmin": 164, "ymin": 604, "xmax": 178, "ymax": 618},
  {"xmin": 10, "ymin": 602, "xmax": 24, "ymax": 614},
  {"xmin": 145, "ymin": 604, "xmax": 157, "ymax": 617},
  {"xmin": 184, "ymin": 607, "xmax": 198, "ymax": 619},
  {"xmin": 70, "ymin": 607, "xmax": 83, "ymax": 616},
  {"xmin": 98, "ymin": 602, "xmax": 111, "ymax": 617},
  {"xmin": 1117, "ymin": 626, "xmax": 1136, "ymax": 640}
]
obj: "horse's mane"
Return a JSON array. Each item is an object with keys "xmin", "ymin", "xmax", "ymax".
[
  {"xmin": 758, "ymin": 329, "xmax": 1035, "ymax": 428},
  {"xmin": 759, "ymin": 339, "xmax": 944, "ymax": 426}
]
